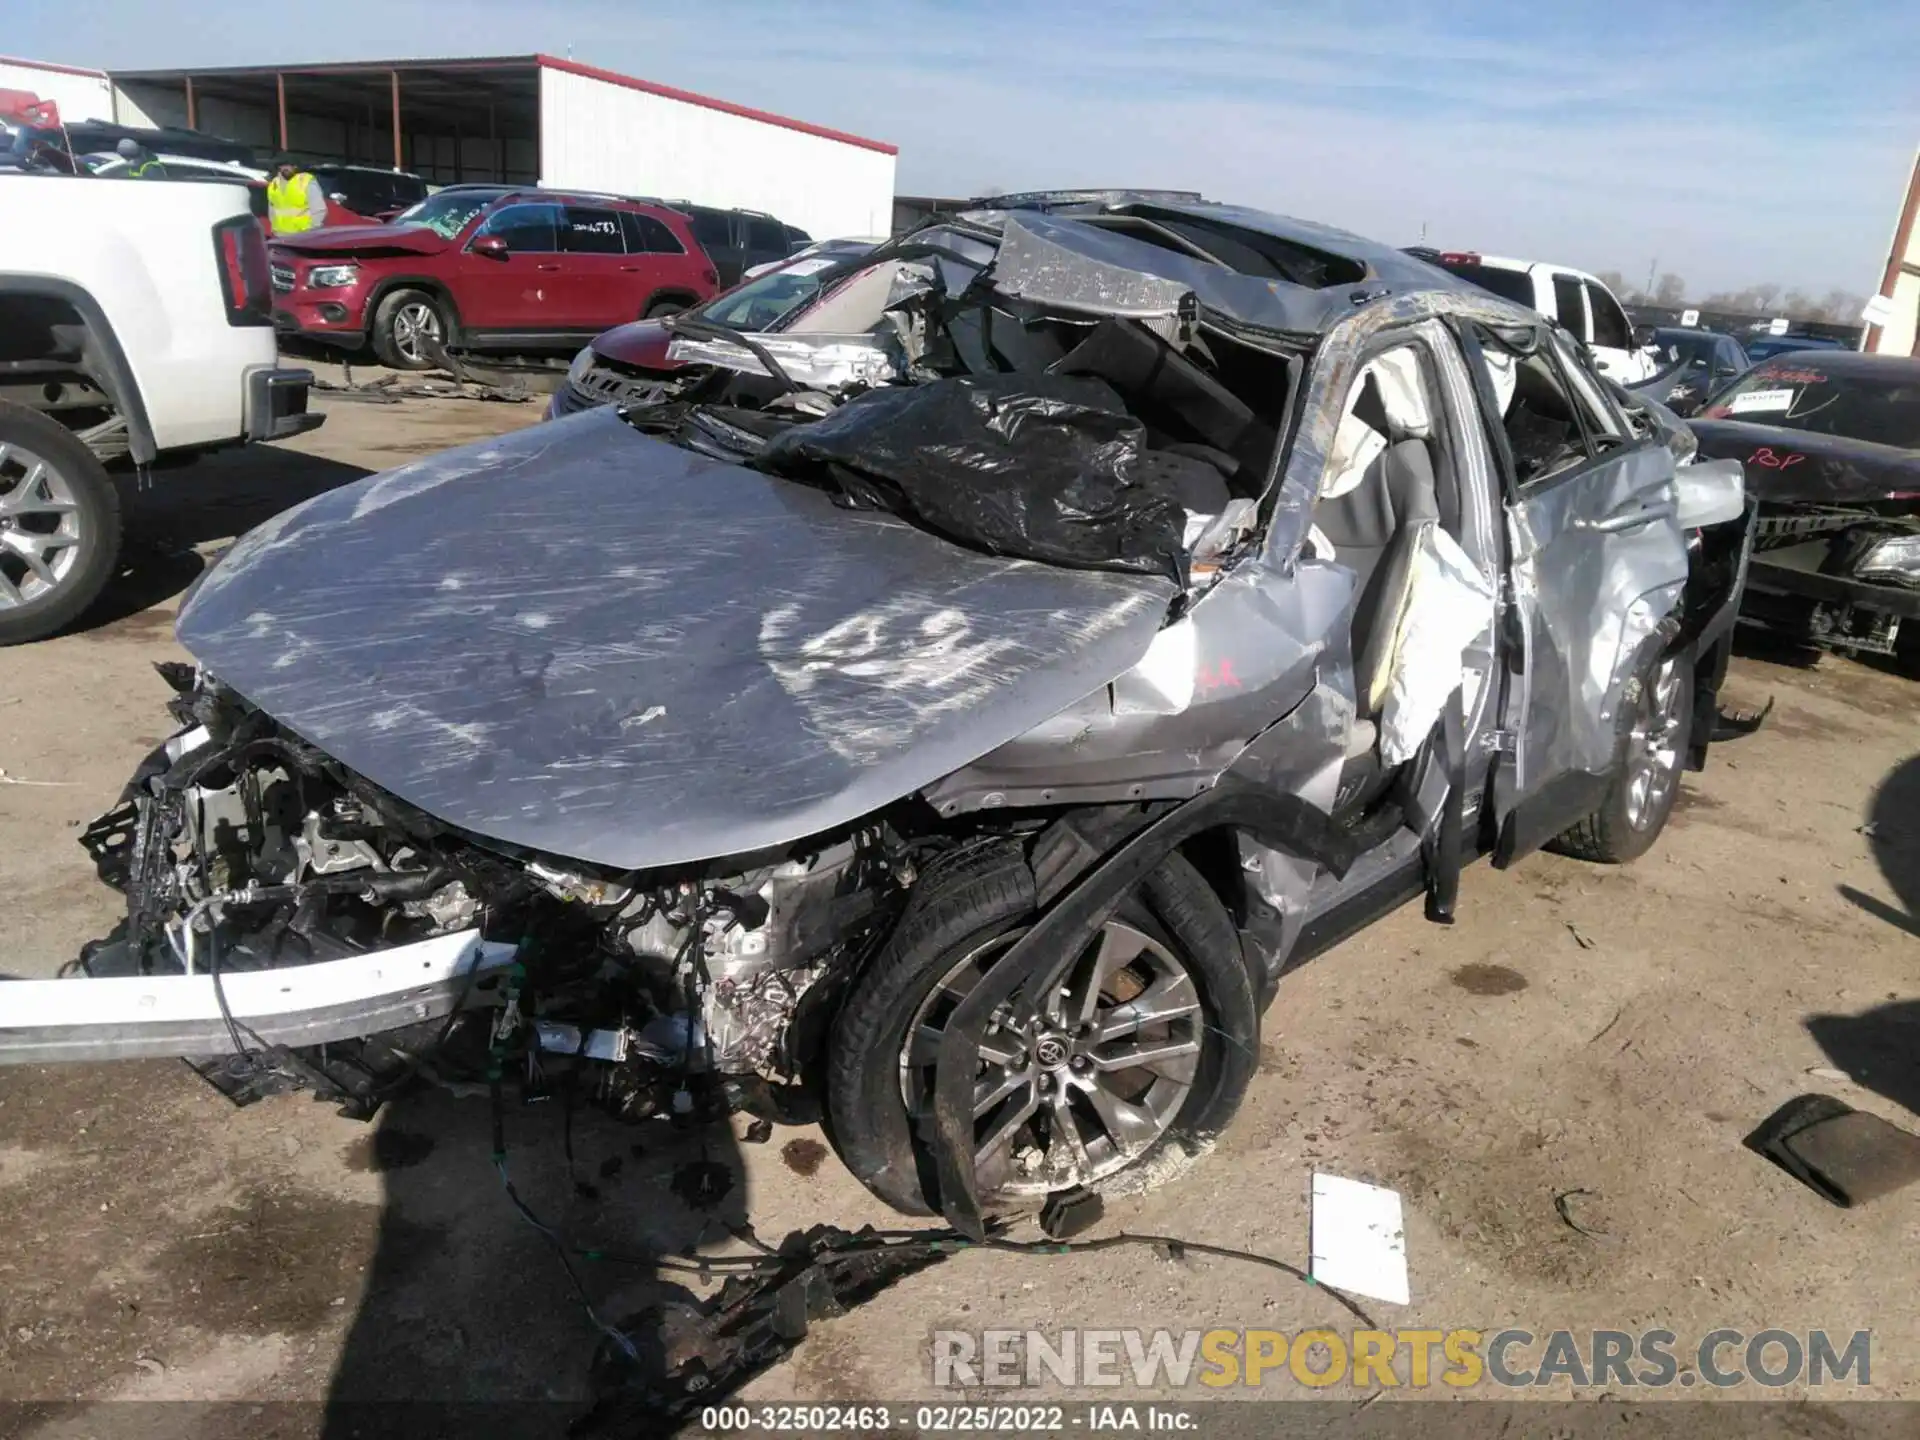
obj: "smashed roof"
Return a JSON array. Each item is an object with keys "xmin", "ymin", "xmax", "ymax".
[{"xmin": 953, "ymin": 192, "xmax": 1488, "ymax": 339}]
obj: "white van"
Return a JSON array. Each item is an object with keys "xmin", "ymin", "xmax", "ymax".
[{"xmin": 1419, "ymin": 251, "xmax": 1656, "ymax": 385}]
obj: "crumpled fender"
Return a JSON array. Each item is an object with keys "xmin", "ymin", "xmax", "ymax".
[{"xmin": 931, "ymin": 781, "xmax": 1356, "ymax": 1237}]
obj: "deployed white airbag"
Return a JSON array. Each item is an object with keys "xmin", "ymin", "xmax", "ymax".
[{"xmin": 1378, "ymin": 525, "xmax": 1495, "ymax": 765}]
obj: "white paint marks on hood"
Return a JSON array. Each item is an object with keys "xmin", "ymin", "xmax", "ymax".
[
  {"xmin": 759, "ymin": 598, "xmax": 1023, "ymax": 764},
  {"xmin": 350, "ymin": 444, "xmax": 518, "ymax": 519},
  {"xmin": 1310, "ymin": 1172, "xmax": 1409, "ymax": 1306},
  {"xmin": 758, "ymin": 586, "xmax": 1158, "ymax": 766}
]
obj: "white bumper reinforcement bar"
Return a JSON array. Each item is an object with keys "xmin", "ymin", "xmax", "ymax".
[{"xmin": 0, "ymin": 930, "xmax": 518, "ymax": 1066}]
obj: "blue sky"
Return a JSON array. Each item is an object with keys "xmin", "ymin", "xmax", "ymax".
[{"xmin": 10, "ymin": 0, "xmax": 1917, "ymax": 295}]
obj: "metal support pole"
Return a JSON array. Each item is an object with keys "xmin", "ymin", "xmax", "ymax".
[
  {"xmin": 276, "ymin": 71, "xmax": 287, "ymax": 153},
  {"xmin": 184, "ymin": 76, "xmax": 196, "ymax": 130},
  {"xmin": 390, "ymin": 70, "xmax": 402, "ymax": 171}
]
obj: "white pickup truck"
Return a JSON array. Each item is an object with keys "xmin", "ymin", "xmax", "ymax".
[
  {"xmin": 1412, "ymin": 249, "xmax": 1658, "ymax": 385},
  {"xmin": 0, "ymin": 173, "xmax": 321, "ymax": 644}
]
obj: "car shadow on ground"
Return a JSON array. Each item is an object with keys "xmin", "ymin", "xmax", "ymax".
[
  {"xmin": 68, "ymin": 448, "xmax": 373, "ymax": 635},
  {"xmin": 319, "ymin": 1078, "xmax": 752, "ymax": 1438},
  {"xmin": 1836, "ymin": 752, "xmax": 1920, "ymax": 940},
  {"xmin": 1730, "ymin": 623, "xmax": 1824, "ymax": 670},
  {"xmin": 1807, "ymin": 753, "xmax": 1920, "ymax": 1120}
]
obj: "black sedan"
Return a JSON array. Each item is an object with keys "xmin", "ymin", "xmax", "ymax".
[
  {"xmin": 1631, "ymin": 327, "xmax": 1751, "ymax": 415},
  {"xmin": 1689, "ymin": 352, "xmax": 1920, "ymax": 667}
]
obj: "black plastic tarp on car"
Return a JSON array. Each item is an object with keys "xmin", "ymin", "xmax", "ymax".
[{"xmin": 751, "ymin": 374, "xmax": 1208, "ymax": 583}]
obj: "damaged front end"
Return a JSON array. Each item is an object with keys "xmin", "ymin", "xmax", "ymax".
[{"xmin": 58, "ymin": 668, "xmax": 908, "ymax": 1122}]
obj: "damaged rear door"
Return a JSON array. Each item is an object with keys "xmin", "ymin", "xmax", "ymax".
[{"xmin": 1462, "ymin": 324, "xmax": 1689, "ymax": 863}]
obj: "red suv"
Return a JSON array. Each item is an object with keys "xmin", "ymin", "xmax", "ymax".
[{"xmin": 269, "ymin": 186, "xmax": 720, "ymax": 369}]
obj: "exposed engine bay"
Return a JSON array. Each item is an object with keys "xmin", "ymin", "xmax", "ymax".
[{"xmin": 76, "ymin": 669, "xmax": 913, "ymax": 1122}]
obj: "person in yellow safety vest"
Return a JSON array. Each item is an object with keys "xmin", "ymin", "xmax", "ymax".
[
  {"xmin": 114, "ymin": 137, "xmax": 166, "ymax": 178},
  {"xmin": 267, "ymin": 158, "xmax": 328, "ymax": 234}
]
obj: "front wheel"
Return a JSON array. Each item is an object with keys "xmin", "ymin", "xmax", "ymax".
[
  {"xmin": 370, "ymin": 288, "xmax": 449, "ymax": 371},
  {"xmin": 1550, "ymin": 649, "xmax": 1695, "ymax": 863},
  {"xmin": 825, "ymin": 843, "xmax": 1257, "ymax": 1217},
  {"xmin": 0, "ymin": 400, "xmax": 122, "ymax": 645}
]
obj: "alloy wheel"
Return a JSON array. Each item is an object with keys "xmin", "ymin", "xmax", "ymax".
[
  {"xmin": 899, "ymin": 920, "xmax": 1204, "ymax": 1201},
  {"xmin": 0, "ymin": 442, "xmax": 84, "ymax": 609},
  {"xmin": 1624, "ymin": 657, "xmax": 1685, "ymax": 830},
  {"xmin": 391, "ymin": 302, "xmax": 443, "ymax": 365}
]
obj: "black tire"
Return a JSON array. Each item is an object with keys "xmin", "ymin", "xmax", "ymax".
[
  {"xmin": 0, "ymin": 400, "xmax": 122, "ymax": 646},
  {"xmin": 1895, "ymin": 621, "xmax": 1920, "ymax": 681},
  {"xmin": 369, "ymin": 288, "xmax": 448, "ymax": 371},
  {"xmin": 1549, "ymin": 649, "xmax": 1695, "ymax": 864},
  {"xmin": 644, "ymin": 297, "xmax": 689, "ymax": 320},
  {"xmin": 826, "ymin": 842, "xmax": 1257, "ymax": 1216}
]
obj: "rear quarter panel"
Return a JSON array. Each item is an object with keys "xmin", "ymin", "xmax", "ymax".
[{"xmin": 0, "ymin": 175, "xmax": 276, "ymax": 451}]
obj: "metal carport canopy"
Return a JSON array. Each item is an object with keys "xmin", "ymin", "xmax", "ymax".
[
  {"xmin": 108, "ymin": 54, "xmax": 896, "ymax": 184},
  {"xmin": 110, "ymin": 56, "xmax": 542, "ymax": 180}
]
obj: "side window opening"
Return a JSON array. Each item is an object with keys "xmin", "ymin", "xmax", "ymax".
[
  {"xmin": 1550, "ymin": 273, "xmax": 1590, "ymax": 343},
  {"xmin": 620, "ymin": 211, "xmax": 686, "ymax": 255},
  {"xmin": 1476, "ymin": 326, "xmax": 1594, "ymax": 487},
  {"xmin": 689, "ymin": 210, "xmax": 733, "ymax": 252},
  {"xmin": 561, "ymin": 206, "xmax": 624, "ymax": 254},
  {"xmin": 745, "ymin": 216, "xmax": 786, "ymax": 252},
  {"xmin": 475, "ymin": 202, "xmax": 561, "ymax": 252},
  {"xmin": 1585, "ymin": 280, "xmax": 1631, "ymax": 351}
]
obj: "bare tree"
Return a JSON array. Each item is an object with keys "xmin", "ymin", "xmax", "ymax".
[
  {"xmin": 1595, "ymin": 269, "xmax": 1643, "ymax": 303},
  {"xmin": 1653, "ymin": 272, "xmax": 1687, "ymax": 306},
  {"xmin": 1817, "ymin": 288, "xmax": 1866, "ymax": 322}
]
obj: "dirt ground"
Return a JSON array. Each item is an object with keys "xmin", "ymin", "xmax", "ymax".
[{"xmin": 1, "ymin": 376, "xmax": 1915, "ymax": 1434}]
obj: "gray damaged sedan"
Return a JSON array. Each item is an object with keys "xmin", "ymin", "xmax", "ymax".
[{"xmin": 22, "ymin": 193, "xmax": 1753, "ymax": 1233}]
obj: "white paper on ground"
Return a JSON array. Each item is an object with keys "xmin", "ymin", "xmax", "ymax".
[{"xmin": 1311, "ymin": 1173, "xmax": 1410, "ymax": 1305}]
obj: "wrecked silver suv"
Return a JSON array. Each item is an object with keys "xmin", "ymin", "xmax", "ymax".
[{"xmin": 24, "ymin": 194, "xmax": 1754, "ymax": 1235}]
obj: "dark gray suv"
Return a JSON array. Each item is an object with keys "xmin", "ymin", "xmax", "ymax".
[{"xmin": 670, "ymin": 201, "xmax": 807, "ymax": 285}]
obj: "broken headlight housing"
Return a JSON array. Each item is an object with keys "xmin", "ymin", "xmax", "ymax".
[{"xmin": 1856, "ymin": 533, "xmax": 1920, "ymax": 587}]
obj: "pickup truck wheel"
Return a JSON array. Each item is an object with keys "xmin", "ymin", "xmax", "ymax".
[
  {"xmin": 0, "ymin": 401, "xmax": 122, "ymax": 646},
  {"xmin": 370, "ymin": 289, "xmax": 447, "ymax": 371},
  {"xmin": 1892, "ymin": 626, "xmax": 1919, "ymax": 680},
  {"xmin": 1549, "ymin": 650, "xmax": 1695, "ymax": 864},
  {"xmin": 825, "ymin": 843, "xmax": 1256, "ymax": 1217}
]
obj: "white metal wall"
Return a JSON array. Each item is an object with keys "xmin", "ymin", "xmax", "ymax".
[
  {"xmin": 538, "ymin": 65, "xmax": 896, "ymax": 241},
  {"xmin": 0, "ymin": 57, "xmax": 115, "ymax": 122}
]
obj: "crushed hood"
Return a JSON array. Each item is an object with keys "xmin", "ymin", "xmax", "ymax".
[
  {"xmin": 177, "ymin": 408, "xmax": 1176, "ymax": 871},
  {"xmin": 271, "ymin": 223, "xmax": 449, "ymax": 257},
  {"xmin": 590, "ymin": 318, "xmax": 679, "ymax": 370}
]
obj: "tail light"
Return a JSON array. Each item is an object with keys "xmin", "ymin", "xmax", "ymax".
[
  {"xmin": 701, "ymin": 267, "xmax": 719, "ymax": 286},
  {"xmin": 213, "ymin": 215, "xmax": 273, "ymax": 326},
  {"xmin": 1438, "ymin": 251, "xmax": 1481, "ymax": 265}
]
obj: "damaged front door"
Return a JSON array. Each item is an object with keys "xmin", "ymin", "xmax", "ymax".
[{"xmin": 1465, "ymin": 324, "xmax": 1689, "ymax": 864}]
